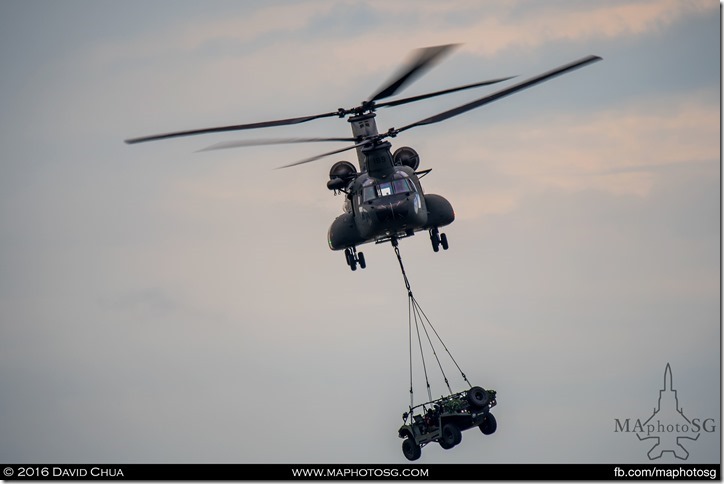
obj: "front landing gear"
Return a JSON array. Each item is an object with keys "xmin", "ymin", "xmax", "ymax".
[
  {"xmin": 429, "ymin": 227, "xmax": 449, "ymax": 252},
  {"xmin": 344, "ymin": 246, "xmax": 366, "ymax": 271}
]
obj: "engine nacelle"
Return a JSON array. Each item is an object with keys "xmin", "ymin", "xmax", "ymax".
[
  {"xmin": 328, "ymin": 161, "xmax": 357, "ymax": 190},
  {"xmin": 329, "ymin": 161, "xmax": 357, "ymax": 180},
  {"xmin": 393, "ymin": 147, "xmax": 420, "ymax": 171}
]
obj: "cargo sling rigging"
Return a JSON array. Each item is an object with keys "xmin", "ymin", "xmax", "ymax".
[{"xmin": 391, "ymin": 238, "xmax": 471, "ymax": 410}]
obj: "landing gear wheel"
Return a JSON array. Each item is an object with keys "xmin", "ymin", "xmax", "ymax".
[
  {"xmin": 440, "ymin": 423, "xmax": 462, "ymax": 448},
  {"xmin": 479, "ymin": 413, "xmax": 497, "ymax": 435},
  {"xmin": 467, "ymin": 386, "xmax": 489, "ymax": 409},
  {"xmin": 430, "ymin": 228, "xmax": 441, "ymax": 252},
  {"xmin": 440, "ymin": 233, "xmax": 449, "ymax": 250},
  {"xmin": 344, "ymin": 247, "xmax": 365, "ymax": 271},
  {"xmin": 402, "ymin": 437, "xmax": 421, "ymax": 461}
]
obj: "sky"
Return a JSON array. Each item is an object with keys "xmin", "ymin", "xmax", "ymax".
[{"xmin": 0, "ymin": 0, "xmax": 720, "ymax": 466}]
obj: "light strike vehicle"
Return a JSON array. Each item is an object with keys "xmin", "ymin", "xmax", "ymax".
[{"xmin": 399, "ymin": 386, "xmax": 497, "ymax": 461}]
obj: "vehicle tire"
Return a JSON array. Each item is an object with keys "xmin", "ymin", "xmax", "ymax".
[
  {"xmin": 441, "ymin": 423, "xmax": 462, "ymax": 448},
  {"xmin": 440, "ymin": 233, "xmax": 449, "ymax": 250},
  {"xmin": 452, "ymin": 426, "xmax": 463, "ymax": 445},
  {"xmin": 479, "ymin": 413, "xmax": 497, "ymax": 435},
  {"xmin": 467, "ymin": 386, "xmax": 489, "ymax": 409},
  {"xmin": 402, "ymin": 437, "xmax": 421, "ymax": 461},
  {"xmin": 358, "ymin": 252, "xmax": 366, "ymax": 269}
]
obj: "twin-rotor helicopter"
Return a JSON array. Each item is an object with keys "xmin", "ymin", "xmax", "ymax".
[{"xmin": 126, "ymin": 45, "xmax": 601, "ymax": 271}]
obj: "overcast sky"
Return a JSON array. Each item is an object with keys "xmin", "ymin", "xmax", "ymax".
[{"xmin": 0, "ymin": 0, "xmax": 719, "ymax": 466}]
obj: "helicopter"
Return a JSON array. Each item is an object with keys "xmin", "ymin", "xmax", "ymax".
[{"xmin": 125, "ymin": 45, "xmax": 601, "ymax": 271}]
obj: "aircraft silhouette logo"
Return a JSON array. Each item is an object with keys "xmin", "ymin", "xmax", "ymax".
[
  {"xmin": 614, "ymin": 363, "xmax": 717, "ymax": 460},
  {"xmin": 635, "ymin": 364, "xmax": 699, "ymax": 459}
]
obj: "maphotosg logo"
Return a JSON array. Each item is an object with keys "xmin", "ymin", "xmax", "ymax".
[{"xmin": 614, "ymin": 363, "xmax": 717, "ymax": 460}]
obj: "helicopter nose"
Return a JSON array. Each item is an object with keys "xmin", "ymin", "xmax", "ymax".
[{"xmin": 373, "ymin": 198, "xmax": 409, "ymax": 224}]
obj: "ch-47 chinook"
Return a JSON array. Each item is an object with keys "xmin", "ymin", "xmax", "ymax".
[{"xmin": 125, "ymin": 45, "xmax": 601, "ymax": 271}]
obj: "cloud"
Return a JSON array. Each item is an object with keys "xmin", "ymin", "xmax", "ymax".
[
  {"xmin": 1, "ymin": 0, "xmax": 718, "ymax": 465},
  {"xmin": 428, "ymin": 89, "xmax": 718, "ymax": 224},
  {"xmin": 85, "ymin": 0, "xmax": 717, "ymax": 79},
  {"xmin": 85, "ymin": 1, "xmax": 336, "ymax": 63}
]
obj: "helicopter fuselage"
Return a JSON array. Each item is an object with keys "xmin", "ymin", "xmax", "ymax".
[
  {"xmin": 324, "ymin": 117, "xmax": 454, "ymax": 270},
  {"xmin": 327, "ymin": 155, "xmax": 454, "ymax": 264}
]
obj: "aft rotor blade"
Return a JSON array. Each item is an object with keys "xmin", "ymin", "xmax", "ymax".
[
  {"xmin": 124, "ymin": 112, "xmax": 340, "ymax": 144},
  {"xmin": 397, "ymin": 55, "xmax": 602, "ymax": 134},
  {"xmin": 367, "ymin": 44, "xmax": 459, "ymax": 103},
  {"xmin": 375, "ymin": 76, "xmax": 516, "ymax": 109},
  {"xmin": 277, "ymin": 142, "xmax": 368, "ymax": 169},
  {"xmin": 198, "ymin": 137, "xmax": 356, "ymax": 152}
]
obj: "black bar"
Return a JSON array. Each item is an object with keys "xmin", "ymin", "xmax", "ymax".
[{"xmin": 1, "ymin": 464, "xmax": 720, "ymax": 481}]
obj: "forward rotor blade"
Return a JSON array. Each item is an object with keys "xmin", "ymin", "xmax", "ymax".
[
  {"xmin": 198, "ymin": 137, "xmax": 356, "ymax": 152},
  {"xmin": 397, "ymin": 55, "xmax": 602, "ymax": 134},
  {"xmin": 124, "ymin": 112, "xmax": 340, "ymax": 144},
  {"xmin": 367, "ymin": 44, "xmax": 459, "ymax": 103},
  {"xmin": 375, "ymin": 76, "xmax": 516, "ymax": 109},
  {"xmin": 277, "ymin": 142, "xmax": 368, "ymax": 169}
]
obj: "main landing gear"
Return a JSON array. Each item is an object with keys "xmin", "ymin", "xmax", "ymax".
[
  {"xmin": 429, "ymin": 227, "xmax": 449, "ymax": 252},
  {"xmin": 344, "ymin": 246, "xmax": 366, "ymax": 271},
  {"xmin": 344, "ymin": 228, "xmax": 448, "ymax": 270}
]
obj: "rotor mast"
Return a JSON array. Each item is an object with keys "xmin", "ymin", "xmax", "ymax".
[
  {"xmin": 348, "ymin": 112, "xmax": 380, "ymax": 171},
  {"xmin": 348, "ymin": 111, "xmax": 398, "ymax": 179}
]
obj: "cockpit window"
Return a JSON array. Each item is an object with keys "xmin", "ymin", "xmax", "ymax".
[
  {"xmin": 378, "ymin": 182, "xmax": 393, "ymax": 197},
  {"xmin": 362, "ymin": 185, "xmax": 376, "ymax": 202},
  {"xmin": 393, "ymin": 179, "xmax": 411, "ymax": 194},
  {"xmin": 362, "ymin": 178, "xmax": 415, "ymax": 202}
]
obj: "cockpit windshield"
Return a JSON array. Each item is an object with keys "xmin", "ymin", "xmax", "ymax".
[{"xmin": 362, "ymin": 177, "xmax": 415, "ymax": 202}]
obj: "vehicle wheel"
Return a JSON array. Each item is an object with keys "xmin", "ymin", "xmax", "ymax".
[
  {"xmin": 479, "ymin": 413, "xmax": 497, "ymax": 435},
  {"xmin": 441, "ymin": 423, "xmax": 462, "ymax": 448},
  {"xmin": 467, "ymin": 386, "xmax": 489, "ymax": 409},
  {"xmin": 358, "ymin": 252, "xmax": 366, "ymax": 269},
  {"xmin": 440, "ymin": 233, "xmax": 449, "ymax": 250},
  {"xmin": 452, "ymin": 426, "xmax": 462, "ymax": 445},
  {"xmin": 402, "ymin": 437, "xmax": 421, "ymax": 461}
]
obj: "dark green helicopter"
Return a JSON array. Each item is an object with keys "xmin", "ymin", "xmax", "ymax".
[{"xmin": 125, "ymin": 45, "xmax": 601, "ymax": 271}]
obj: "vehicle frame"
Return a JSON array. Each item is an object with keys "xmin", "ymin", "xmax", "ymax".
[{"xmin": 398, "ymin": 386, "xmax": 497, "ymax": 460}]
